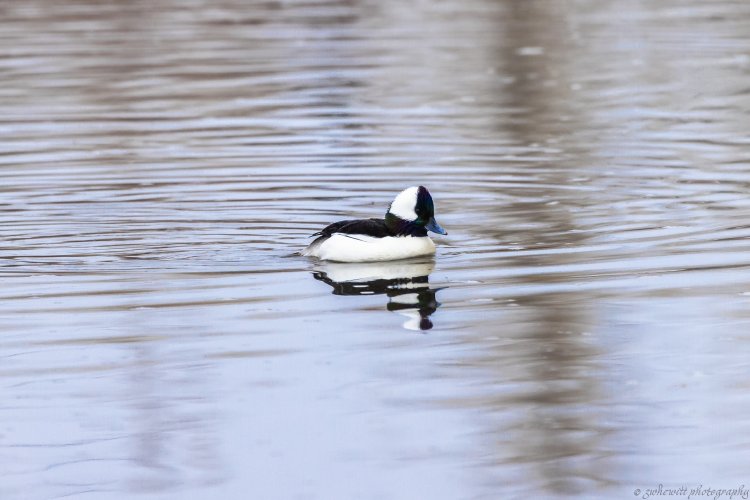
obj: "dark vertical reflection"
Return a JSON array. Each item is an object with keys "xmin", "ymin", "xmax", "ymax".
[
  {"xmin": 485, "ymin": 1, "xmax": 612, "ymax": 494},
  {"xmin": 39, "ymin": 1, "xmax": 238, "ymax": 492}
]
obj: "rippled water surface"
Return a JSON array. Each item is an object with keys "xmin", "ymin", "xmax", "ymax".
[{"xmin": 3, "ymin": 1, "xmax": 750, "ymax": 498}]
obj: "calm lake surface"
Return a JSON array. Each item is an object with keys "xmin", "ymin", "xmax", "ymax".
[{"xmin": 2, "ymin": 1, "xmax": 750, "ymax": 498}]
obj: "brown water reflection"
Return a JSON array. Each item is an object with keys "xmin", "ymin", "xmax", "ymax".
[{"xmin": 2, "ymin": 0, "xmax": 750, "ymax": 498}]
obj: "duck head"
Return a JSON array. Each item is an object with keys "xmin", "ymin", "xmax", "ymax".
[{"xmin": 385, "ymin": 186, "xmax": 447, "ymax": 237}]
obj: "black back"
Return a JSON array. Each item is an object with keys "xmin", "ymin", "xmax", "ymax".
[{"xmin": 312, "ymin": 218, "xmax": 393, "ymax": 238}]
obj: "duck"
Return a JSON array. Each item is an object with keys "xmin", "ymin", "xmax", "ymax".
[{"xmin": 302, "ymin": 186, "xmax": 447, "ymax": 262}]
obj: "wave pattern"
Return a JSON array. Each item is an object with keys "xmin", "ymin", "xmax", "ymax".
[{"xmin": 2, "ymin": 0, "xmax": 750, "ymax": 498}]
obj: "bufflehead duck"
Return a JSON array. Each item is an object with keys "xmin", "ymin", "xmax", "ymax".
[{"xmin": 302, "ymin": 186, "xmax": 447, "ymax": 262}]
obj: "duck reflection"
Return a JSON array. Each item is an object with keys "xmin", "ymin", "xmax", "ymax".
[{"xmin": 312, "ymin": 259, "xmax": 441, "ymax": 331}]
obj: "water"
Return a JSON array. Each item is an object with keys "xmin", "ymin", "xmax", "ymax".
[{"xmin": 2, "ymin": 0, "xmax": 750, "ymax": 498}]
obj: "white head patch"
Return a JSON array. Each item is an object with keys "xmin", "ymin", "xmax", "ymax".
[{"xmin": 388, "ymin": 186, "xmax": 419, "ymax": 221}]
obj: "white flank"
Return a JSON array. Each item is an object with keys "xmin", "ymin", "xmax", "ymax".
[
  {"xmin": 306, "ymin": 234, "xmax": 435, "ymax": 262},
  {"xmin": 387, "ymin": 186, "xmax": 419, "ymax": 221}
]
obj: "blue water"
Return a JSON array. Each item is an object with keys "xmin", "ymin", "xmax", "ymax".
[{"xmin": 2, "ymin": 1, "xmax": 750, "ymax": 498}]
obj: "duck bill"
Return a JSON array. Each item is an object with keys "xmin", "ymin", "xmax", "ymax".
[{"xmin": 425, "ymin": 217, "xmax": 447, "ymax": 235}]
